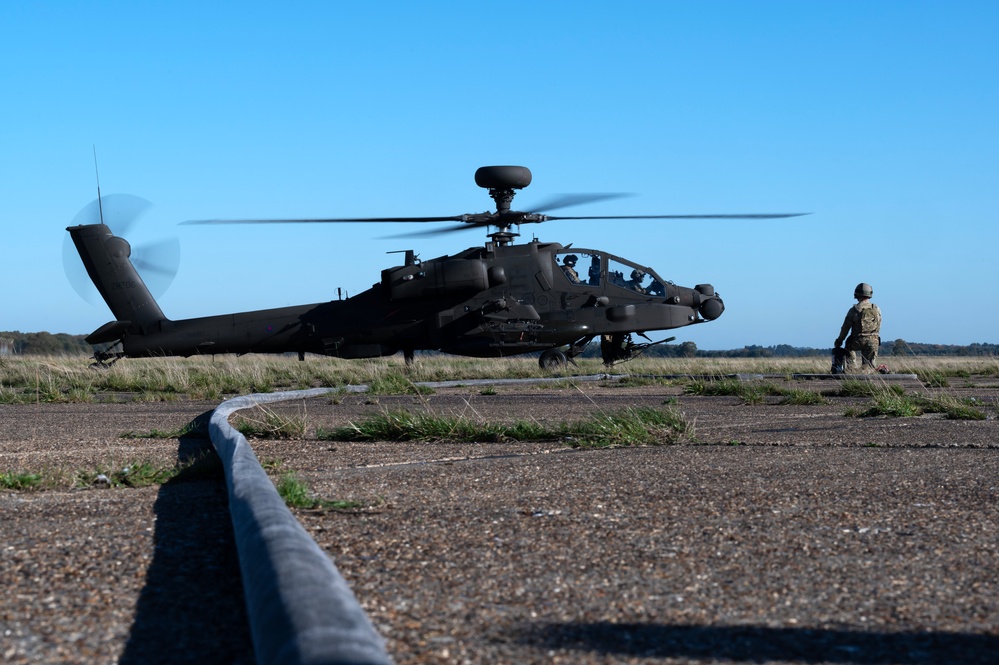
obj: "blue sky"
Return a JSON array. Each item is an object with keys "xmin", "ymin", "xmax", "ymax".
[{"xmin": 2, "ymin": 1, "xmax": 996, "ymax": 350}]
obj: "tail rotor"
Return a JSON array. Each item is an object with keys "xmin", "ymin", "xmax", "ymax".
[{"xmin": 63, "ymin": 194, "xmax": 180, "ymax": 305}]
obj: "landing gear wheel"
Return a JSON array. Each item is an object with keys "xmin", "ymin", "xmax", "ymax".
[{"xmin": 539, "ymin": 349, "xmax": 568, "ymax": 371}]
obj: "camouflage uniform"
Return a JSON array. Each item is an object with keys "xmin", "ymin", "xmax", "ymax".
[
  {"xmin": 561, "ymin": 256, "xmax": 581, "ymax": 284},
  {"xmin": 835, "ymin": 300, "xmax": 882, "ymax": 373}
]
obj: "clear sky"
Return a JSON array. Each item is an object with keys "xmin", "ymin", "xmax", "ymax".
[{"xmin": 2, "ymin": 1, "xmax": 996, "ymax": 350}]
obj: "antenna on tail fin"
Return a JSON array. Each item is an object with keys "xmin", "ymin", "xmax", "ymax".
[{"xmin": 93, "ymin": 146, "xmax": 105, "ymax": 226}]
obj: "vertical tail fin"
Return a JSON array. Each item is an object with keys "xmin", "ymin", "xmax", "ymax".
[{"xmin": 67, "ymin": 224, "xmax": 167, "ymax": 334}]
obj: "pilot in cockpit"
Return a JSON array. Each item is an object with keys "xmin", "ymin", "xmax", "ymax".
[
  {"xmin": 626, "ymin": 269, "xmax": 647, "ymax": 294},
  {"xmin": 560, "ymin": 254, "xmax": 581, "ymax": 284}
]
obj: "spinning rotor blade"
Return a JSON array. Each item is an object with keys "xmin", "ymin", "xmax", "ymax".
[
  {"xmin": 380, "ymin": 210, "xmax": 809, "ymax": 240},
  {"xmin": 526, "ymin": 193, "xmax": 633, "ymax": 213},
  {"xmin": 381, "ymin": 224, "xmax": 478, "ymax": 239},
  {"xmin": 64, "ymin": 194, "xmax": 181, "ymax": 305},
  {"xmin": 182, "ymin": 215, "xmax": 466, "ymax": 225},
  {"xmin": 181, "ymin": 172, "xmax": 808, "ymax": 242},
  {"xmin": 132, "ymin": 237, "xmax": 181, "ymax": 279},
  {"xmin": 544, "ymin": 212, "xmax": 809, "ymax": 220},
  {"xmin": 182, "ymin": 193, "xmax": 632, "ymax": 227}
]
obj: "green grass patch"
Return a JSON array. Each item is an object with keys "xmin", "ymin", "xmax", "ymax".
[
  {"xmin": 276, "ymin": 472, "xmax": 314, "ymax": 507},
  {"xmin": 684, "ymin": 378, "xmax": 766, "ymax": 404},
  {"xmin": 852, "ymin": 391, "xmax": 924, "ymax": 418},
  {"xmin": 75, "ymin": 451, "xmax": 223, "ymax": 488},
  {"xmin": 918, "ymin": 394, "xmax": 987, "ymax": 420},
  {"xmin": 778, "ymin": 388, "xmax": 828, "ymax": 406},
  {"xmin": 827, "ymin": 380, "xmax": 905, "ymax": 398},
  {"xmin": 366, "ymin": 372, "xmax": 435, "ymax": 395},
  {"xmin": 317, "ymin": 410, "xmax": 552, "ymax": 443},
  {"xmin": 317, "ymin": 405, "xmax": 693, "ymax": 448},
  {"xmin": 916, "ymin": 370, "xmax": 950, "ymax": 388},
  {"xmin": 683, "ymin": 378, "xmax": 822, "ymax": 406},
  {"xmin": 571, "ymin": 407, "xmax": 692, "ymax": 447},
  {"xmin": 0, "ymin": 471, "xmax": 43, "ymax": 490},
  {"xmin": 276, "ymin": 471, "xmax": 367, "ymax": 511},
  {"xmin": 235, "ymin": 407, "xmax": 307, "ymax": 439},
  {"xmin": 847, "ymin": 390, "xmax": 987, "ymax": 420}
]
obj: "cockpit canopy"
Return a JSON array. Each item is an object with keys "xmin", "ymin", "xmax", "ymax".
[{"xmin": 553, "ymin": 249, "xmax": 668, "ymax": 297}]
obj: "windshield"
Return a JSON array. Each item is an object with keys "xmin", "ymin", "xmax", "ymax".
[
  {"xmin": 554, "ymin": 250, "xmax": 669, "ymax": 296},
  {"xmin": 606, "ymin": 257, "xmax": 667, "ymax": 296}
]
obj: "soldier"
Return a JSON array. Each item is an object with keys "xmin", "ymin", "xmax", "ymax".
[
  {"xmin": 588, "ymin": 254, "xmax": 601, "ymax": 285},
  {"xmin": 560, "ymin": 254, "xmax": 581, "ymax": 283},
  {"xmin": 626, "ymin": 269, "xmax": 647, "ymax": 294},
  {"xmin": 600, "ymin": 333, "xmax": 631, "ymax": 365},
  {"xmin": 834, "ymin": 283, "xmax": 882, "ymax": 373}
]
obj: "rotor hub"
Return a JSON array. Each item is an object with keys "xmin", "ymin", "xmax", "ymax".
[
  {"xmin": 474, "ymin": 165, "xmax": 532, "ymax": 190},
  {"xmin": 473, "ymin": 166, "xmax": 533, "ymax": 245}
]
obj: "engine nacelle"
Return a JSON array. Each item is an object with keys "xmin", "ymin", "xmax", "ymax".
[{"xmin": 383, "ymin": 259, "xmax": 495, "ymax": 300}]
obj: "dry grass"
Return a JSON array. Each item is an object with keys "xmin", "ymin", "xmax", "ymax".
[{"xmin": 0, "ymin": 353, "xmax": 996, "ymax": 403}]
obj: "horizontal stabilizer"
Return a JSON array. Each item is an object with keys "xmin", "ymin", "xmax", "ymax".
[{"xmin": 86, "ymin": 320, "xmax": 132, "ymax": 345}]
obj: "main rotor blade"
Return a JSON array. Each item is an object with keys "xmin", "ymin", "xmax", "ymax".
[
  {"xmin": 527, "ymin": 193, "xmax": 633, "ymax": 213},
  {"xmin": 544, "ymin": 213, "xmax": 809, "ymax": 220},
  {"xmin": 182, "ymin": 216, "xmax": 466, "ymax": 225},
  {"xmin": 381, "ymin": 224, "xmax": 480, "ymax": 239}
]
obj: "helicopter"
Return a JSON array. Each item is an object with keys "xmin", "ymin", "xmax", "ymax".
[{"xmin": 67, "ymin": 165, "xmax": 803, "ymax": 369}]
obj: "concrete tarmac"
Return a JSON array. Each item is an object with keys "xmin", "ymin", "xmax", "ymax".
[{"xmin": 1, "ymin": 380, "xmax": 996, "ymax": 664}]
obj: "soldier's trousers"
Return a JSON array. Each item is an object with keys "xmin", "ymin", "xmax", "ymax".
[{"xmin": 846, "ymin": 335, "xmax": 879, "ymax": 373}]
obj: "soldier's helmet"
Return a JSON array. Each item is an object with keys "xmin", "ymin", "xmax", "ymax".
[
  {"xmin": 854, "ymin": 283, "xmax": 873, "ymax": 298},
  {"xmin": 631, "ymin": 269, "xmax": 645, "ymax": 280},
  {"xmin": 564, "ymin": 254, "xmax": 578, "ymax": 266}
]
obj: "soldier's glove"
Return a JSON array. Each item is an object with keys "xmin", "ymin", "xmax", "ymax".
[{"xmin": 834, "ymin": 340, "xmax": 842, "ymax": 348}]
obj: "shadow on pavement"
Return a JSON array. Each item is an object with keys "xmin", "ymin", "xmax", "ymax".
[
  {"xmin": 525, "ymin": 621, "xmax": 999, "ymax": 664},
  {"xmin": 120, "ymin": 412, "xmax": 255, "ymax": 665}
]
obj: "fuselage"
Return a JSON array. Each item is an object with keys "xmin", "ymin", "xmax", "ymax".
[{"xmin": 70, "ymin": 223, "xmax": 723, "ymax": 361}]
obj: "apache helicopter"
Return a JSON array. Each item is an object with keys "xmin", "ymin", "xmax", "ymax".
[{"xmin": 68, "ymin": 166, "xmax": 802, "ymax": 369}]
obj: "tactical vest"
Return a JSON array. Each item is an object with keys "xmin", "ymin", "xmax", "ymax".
[{"xmin": 857, "ymin": 302, "xmax": 881, "ymax": 336}]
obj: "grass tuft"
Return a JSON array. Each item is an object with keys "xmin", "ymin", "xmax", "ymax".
[
  {"xmin": 685, "ymin": 378, "xmax": 826, "ymax": 406},
  {"xmin": 276, "ymin": 472, "xmax": 315, "ymax": 508},
  {"xmin": 235, "ymin": 406, "xmax": 307, "ymax": 439},
  {"xmin": 276, "ymin": 471, "xmax": 366, "ymax": 510},
  {"xmin": 569, "ymin": 406, "xmax": 693, "ymax": 447},
  {"xmin": 0, "ymin": 471, "xmax": 43, "ymax": 490},
  {"xmin": 317, "ymin": 404, "xmax": 693, "ymax": 448},
  {"xmin": 847, "ymin": 388, "xmax": 987, "ymax": 420},
  {"xmin": 73, "ymin": 451, "xmax": 223, "ymax": 489}
]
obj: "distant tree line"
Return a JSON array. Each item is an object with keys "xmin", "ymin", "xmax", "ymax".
[
  {"xmin": 0, "ymin": 331, "xmax": 93, "ymax": 356},
  {"xmin": 674, "ymin": 339, "xmax": 999, "ymax": 358},
  {"xmin": 2, "ymin": 330, "xmax": 997, "ymax": 358},
  {"xmin": 881, "ymin": 339, "xmax": 999, "ymax": 357}
]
